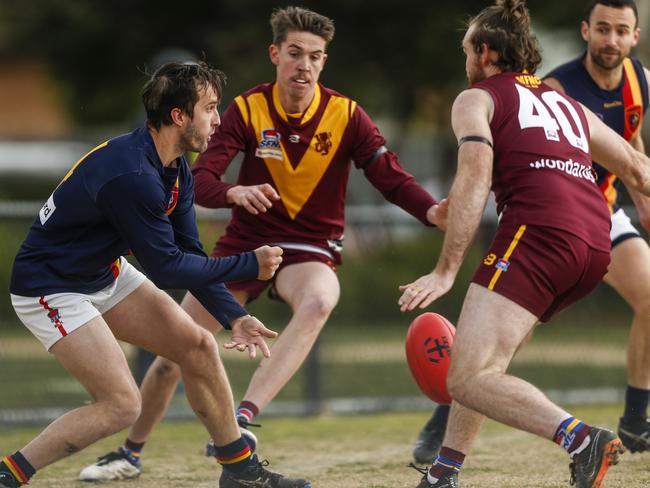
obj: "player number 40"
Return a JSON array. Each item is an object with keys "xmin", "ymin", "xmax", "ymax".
[{"xmin": 516, "ymin": 84, "xmax": 589, "ymax": 154}]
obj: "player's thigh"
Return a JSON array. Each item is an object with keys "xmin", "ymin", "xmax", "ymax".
[
  {"xmin": 50, "ymin": 315, "xmax": 137, "ymax": 401},
  {"xmin": 274, "ymin": 261, "xmax": 340, "ymax": 310},
  {"xmin": 102, "ymin": 280, "xmax": 212, "ymax": 364},
  {"xmin": 451, "ymin": 283, "xmax": 538, "ymax": 376},
  {"xmin": 603, "ymin": 237, "xmax": 650, "ymax": 307},
  {"xmin": 179, "ymin": 290, "xmax": 247, "ymax": 334}
]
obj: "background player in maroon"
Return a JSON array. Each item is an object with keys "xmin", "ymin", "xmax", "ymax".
[
  {"xmin": 544, "ymin": 0, "xmax": 650, "ymax": 452},
  {"xmin": 398, "ymin": 1, "xmax": 650, "ymax": 487},
  {"xmin": 79, "ymin": 6, "xmax": 448, "ymax": 481}
]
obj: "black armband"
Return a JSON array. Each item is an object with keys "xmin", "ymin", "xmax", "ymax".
[{"xmin": 458, "ymin": 135, "xmax": 493, "ymax": 149}]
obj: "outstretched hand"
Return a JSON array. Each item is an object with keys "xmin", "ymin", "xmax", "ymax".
[
  {"xmin": 224, "ymin": 315, "xmax": 278, "ymax": 359},
  {"xmin": 426, "ymin": 198, "xmax": 450, "ymax": 230},
  {"xmin": 227, "ymin": 184, "xmax": 280, "ymax": 215},
  {"xmin": 398, "ymin": 271, "xmax": 455, "ymax": 312}
]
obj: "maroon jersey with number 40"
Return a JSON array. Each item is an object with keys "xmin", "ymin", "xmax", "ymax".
[{"xmin": 473, "ymin": 72, "xmax": 611, "ymax": 251}]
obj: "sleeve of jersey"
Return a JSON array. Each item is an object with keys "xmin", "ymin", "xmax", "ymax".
[
  {"xmin": 350, "ymin": 106, "xmax": 437, "ymax": 226},
  {"xmin": 192, "ymin": 101, "xmax": 248, "ymax": 208},
  {"xmin": 166, "ymin": 168, "xmax": 249, "ymax": 327},
  {"xmin": 95, "ymin": 174, "xmax": 257, "ymax": 325}
]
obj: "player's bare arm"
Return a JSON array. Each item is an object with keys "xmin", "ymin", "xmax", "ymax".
[
  {"xmin": 541, "ymin": 76, "xmax": 566, "ymax": 94},
  {"xmin": 398, "ymin": 89, "xmax": 493, "ymax": 311},
  {"xmin": 624, "ymin": 134, "xmax": 650, "ymax": 231},
  {"xmin": 226, "ymin": 183, "xmax": 280, "ymax": 215},
  {"xmin": 585, "ymin": 106, "xmax": 650, "ymax": 195}
]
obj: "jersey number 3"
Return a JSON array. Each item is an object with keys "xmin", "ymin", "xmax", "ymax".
[{"xmin": 516, "ymin": 85, "xmax": 589, "ymax": 154}]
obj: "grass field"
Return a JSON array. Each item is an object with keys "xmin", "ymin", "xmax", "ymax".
[
  {"xmin": 1, "ymin": 406, "xmax": 649, "ymax": 487},
  {"xmin": 0, "ymin": 319, "xmax": 632, "ymax": 411}
]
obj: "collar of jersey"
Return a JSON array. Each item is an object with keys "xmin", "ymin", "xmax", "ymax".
[{"xmin": 272, "ymin": 82, "xmax": 321, "ymax": 125}]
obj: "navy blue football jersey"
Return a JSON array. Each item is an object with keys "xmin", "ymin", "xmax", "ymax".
[{"xmin": 11, "ymin": 127, "xmax": 256, "ymax": 326}]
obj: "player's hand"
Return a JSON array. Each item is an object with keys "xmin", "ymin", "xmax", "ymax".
[
  {"xmin": 253, "ymin": 245, "xmax": 283, "ymax": 280},
  {"xmin": 426, "ymin": 198, "xmax": 449, "ymax": 230},
  {"xmin": 224, "ymin": 315, "xmax": 278, "ymax": 359},
  {"xmin": 226, "ymin": 184, "xmax": 280, "ymax": 215},
  {"xmin": 398, "ymin": 271, "xmax": 455, "ymax": 312}
]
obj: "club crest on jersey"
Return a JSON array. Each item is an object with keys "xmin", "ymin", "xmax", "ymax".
[
  {"xmin": 314, "ymin": 131, "xmax": 333, "ymax": 155},
  {"xmin": 256, "ymin": 128, "xmax": 283, "ymax": 160},
  {"xmin": 164, "ymin": 178, "xmax": 179, "ymax": 215},
  {"xmin": 626, "ymin": 105, "xmax": 642, "ymax": 133}
]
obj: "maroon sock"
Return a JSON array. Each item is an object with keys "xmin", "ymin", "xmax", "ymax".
[
  {"xmin": 429, "ymin": 447, "xmax": 465, "ymax": 479},
  {"xmin": 237, "ymin": 401, "xmax": 260, "ymax": 422}
]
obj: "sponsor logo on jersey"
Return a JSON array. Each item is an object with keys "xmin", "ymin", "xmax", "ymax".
[
  {"xmin": 495, "ymin": 258, "xmax": 510, "ymax": 272},
  {"xmin": 603, "ymin": 100, "xmax": 623, "ymax": 109},
  {"xmin": 528, "ymin": 158, "xmax": 596, "ymax": 183},
  {"xmin": 515, "ymin": 74, "xmax": 542, "ymax": 88},
  {"xmin": 314, "ymin": 131, "xmax": 333, "ymax": 155},
  {"xmin": 255, "ymin": 128, "xmax": 283, "ymax": 160},
  {"xmin": 288, "ymin": 134, "xmax": 300, "ymax": 143},
  {"xmin": 39, "ymin": 193, "xmax": 56, "ymax": 226}
]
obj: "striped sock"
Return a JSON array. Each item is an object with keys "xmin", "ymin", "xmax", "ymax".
[
  {"xmin": 237, "ymin": 401, "xmax": 259, "ymax": 423},
  {"xmin": 122, "ymin": 438, "xmax": 144, "ymax": 464},
  {"xmin": 215, "ymin": 437, "xmax": 253, "ymax": 474},
  {"xmin": 428, "ymin": 447, "xmax": 465, "ymax": 483},
  {"xmin": 1, "ymin": 452, "xmax": 36, "ymax": 485},
  {"xmin": 554, "ymin": 416, "xmax": 592, "ymax": 458}
]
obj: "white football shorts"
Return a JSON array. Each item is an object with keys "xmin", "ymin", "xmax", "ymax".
[
  {"xmin": 611, "ymin": 207, "xmax": 641, "ymax": 247},
  {"xmin": 10, "ymin": 257, "xmax": 146, "ymax": 351}
]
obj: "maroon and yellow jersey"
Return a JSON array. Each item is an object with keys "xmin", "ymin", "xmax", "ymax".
[
  {"xmin": 193, "ymin": 82, "xmax": 437, "ymax": 262},
  {"xmin": 473, "ymin": 72, "xmax": 611, "ymax": 252}
]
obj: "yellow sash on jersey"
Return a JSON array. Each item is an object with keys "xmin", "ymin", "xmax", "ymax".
[
  {"xmin": 240, "ymin": 87, "xmax": 356, "ymax": 219},
  {"xmin": 622, "ymin": 58, "xmax": 643, "ymax": 141}
]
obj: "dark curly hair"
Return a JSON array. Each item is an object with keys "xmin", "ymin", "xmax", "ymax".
[
  {"xmin": 467, "ymin": 0, "xmax": 542, "ymax": 74},
  {"xmin": 142, "ymin": 61, "xmax": 226, "ymax": 130}
]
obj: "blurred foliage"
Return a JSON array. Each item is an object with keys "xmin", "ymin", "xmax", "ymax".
[{"xmin": 0, "ymin": 0, "xmax": 588, "ymax": 126}]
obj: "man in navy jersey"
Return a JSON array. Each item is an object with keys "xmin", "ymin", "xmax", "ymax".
[
  {"xmin": 544, "ymin": 0, "xmax": 650, "ymax": 453},
  {"xmin": 399, "ymin": 1, "xmax": 650, "ymax": 487},
  {"xmin": 0, "ymin": 62, "xmax": 311, "ymax": 488}
]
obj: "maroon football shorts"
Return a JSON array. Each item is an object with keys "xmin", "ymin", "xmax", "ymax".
[
  {"xmin": 472, "ymin": 223, "xmax": 610, "ymax": 322},
  {"xmin": 212, "ymin": 241, "xmax": 337, "ymax": 303}
]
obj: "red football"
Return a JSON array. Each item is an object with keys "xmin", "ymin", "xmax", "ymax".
[{"xmin": 405, "ymin": 312, "xmax": 455, "ymax": 405}]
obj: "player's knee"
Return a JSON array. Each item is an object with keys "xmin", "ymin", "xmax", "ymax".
[
  {"xmin": 104, "ymin": 388, "xmax": 142, "ymax": 433},
  {"xmin": 182, "ymin": 328, "xmax": 220, "ymax": 369},
  {"xmin": 632, "ymin": 298, "xmax": 650, "ymax": 318},
  {"xmin": 446, "ymin": 361, "xmax": 477, "ymax": 401},
  {"xmin": 152, "ymin": 356, "xmax": 182, "ymax": 383},
  {"xmin": 298, "ymin": 294, "xmax": 337, "ymax": 323}
]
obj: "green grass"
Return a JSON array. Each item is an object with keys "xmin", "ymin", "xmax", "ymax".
[
  {"xmin": 0, "ymin": 319, "xmax": 632, "ymax": 409},
  {"xmin": 0, "ymin": 406, "xmax": 649, "ymax": 487}
]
